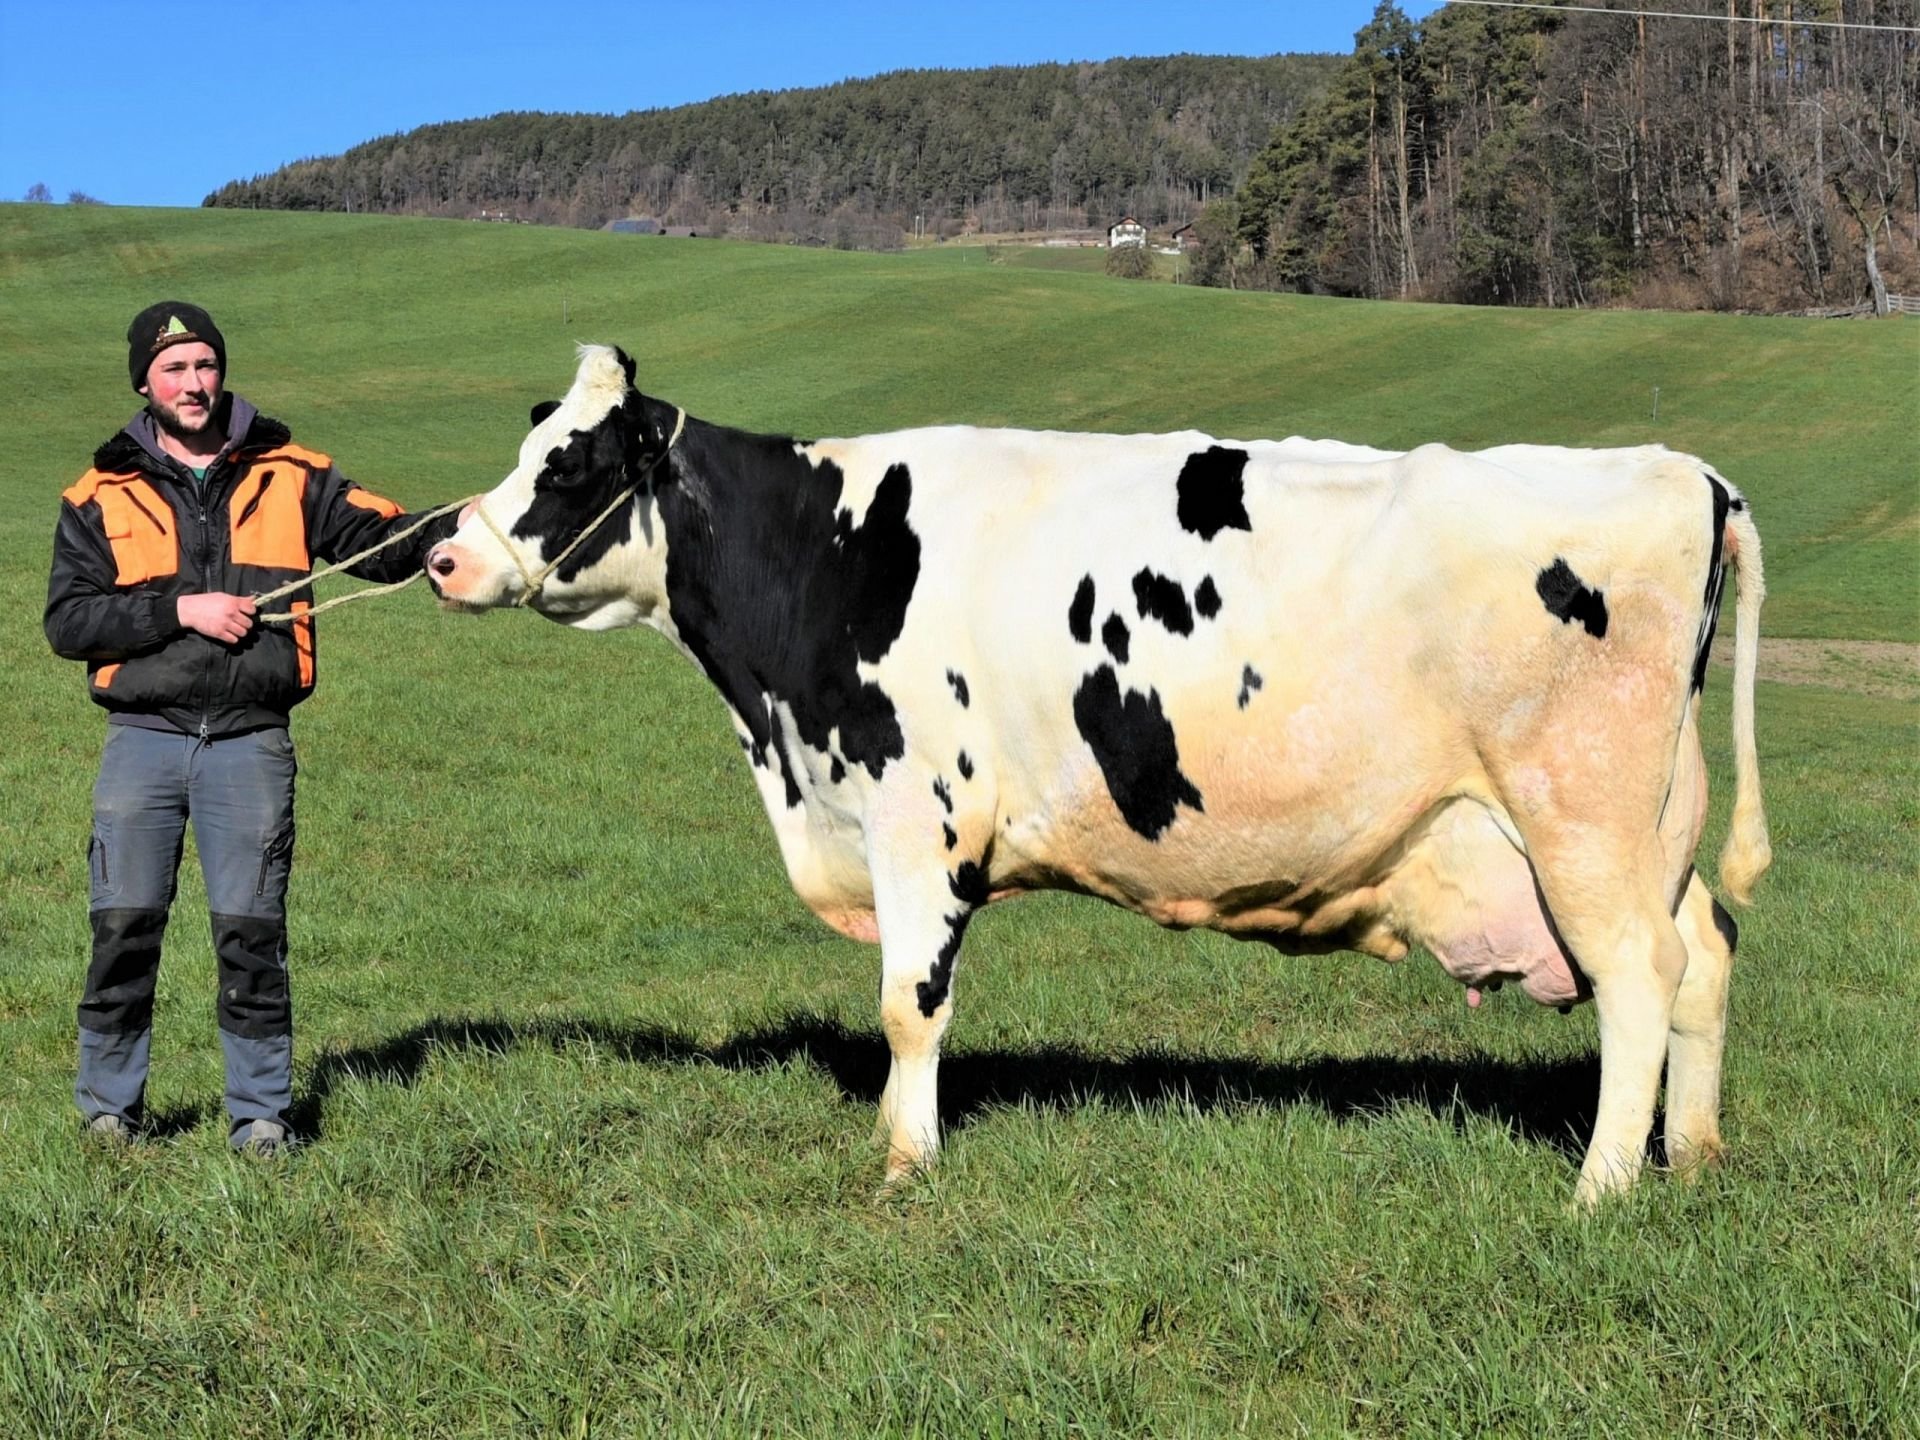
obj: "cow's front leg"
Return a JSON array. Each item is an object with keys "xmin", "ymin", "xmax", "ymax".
[{"xmin": 867, "ymin": 787, "xmax": 990, "ymax": 1184}]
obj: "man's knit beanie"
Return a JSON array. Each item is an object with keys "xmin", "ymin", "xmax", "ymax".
[{"xmin": 128, "ymin": 301, "xmax": 226, "ymax": 391}]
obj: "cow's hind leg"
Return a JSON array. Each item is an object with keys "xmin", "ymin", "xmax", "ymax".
[
  {"xmin": 1523, "ymin": 826, "xmax": 1691, "ymax": 1207},
  {"xmin": 1665, "ymin": 869, "xmax": 1737, "ymax": 1176},
  {"xmin": 867, "ymin": 801, "xmax": 988, "ymax": 1184}
]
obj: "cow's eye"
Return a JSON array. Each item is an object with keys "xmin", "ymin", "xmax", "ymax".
[{"xmin": 538, "ymin": 447, "xmax": 590, "ymax": 492}]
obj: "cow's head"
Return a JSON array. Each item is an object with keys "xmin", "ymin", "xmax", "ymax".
[{"xmin": 427, "ymin": 344, "xmax": 677, "ymax": 630}]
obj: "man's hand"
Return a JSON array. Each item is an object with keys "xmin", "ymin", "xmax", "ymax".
[{"xmin": 178, "ymin": 593, "xmax": 257, "ymax": 644}]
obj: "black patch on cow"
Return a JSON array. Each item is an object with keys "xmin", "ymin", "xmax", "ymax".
[
  {"xmin": 933, "ymin": 777, "xmax": 952, "ymax": 813},
  {"xmin": 957, "ymin": 751, "xmax": 974, "ymax": 781},
  {"xmin": 942, "ymin": 823, "xmax": 957, "ymax": 851},
  {"xmin": 1194, "ymin": 576, "xmax": 1221, "ymax": 619},
  {"xmin": 916, "ymin": 913, "xmax": 969, "ymax": 1017},
  {"xmin": 946, "ymin": 669, "xmax": 970, "ymax": 707},
  {"xmin": 656, "ymin": 418, "xmax": 921, "ymax": 803},
  {"xmin": 1729, "ymin": 495, "xmax": 1745, "ymax": 513},
  {"xmin": 830, "ymin": 757, "xmax": 846, "ymax": 784},
  {"xmin": 1692, "ymin": 478, "xmax": 1733, "ymax": 694},
  {"xmin": 1068, "ymin": 576, "xmax": 1095, "ymax": 643},
  {"xmin": 1237, "ymin": 664, "xmax": 1263, "ymax": 709},
  {"xmin": 766, "ymin": 707, "xmax": 803, "ymax": 808},
  {"xmin": 916, "ymin": 858, "xmax": 992, "ymax": 1017},
  {"xmin": 1710, "ymin": 896, "xmax": 1738, "ymax": 954},
  {"xmin": 529, "ymin": 399, "xmax": 561, "ymax": 427},
  {"xmin": 1071, "ymin": 666, "xmax": 1204, "ymax": 840},
  {"xmin": 1693, "ymin": 566, "xmax": 1729, "ymax": 694},
  {"xmin": 1176, "ymin": 447, "xmax": 1252, "ymax": 540},
  {"xmin": 512, "ymin": 391, "xmax": 656, "ymax": 583},
  {"xmin": 1535, "ymin": 558, "xmax": 1608, "ymax": 639},
  {"xmin": 1132, "ymin": 569, "xmax": 1193, "ymax": 636},
  {"xmin": 948, "ymin": 858, "xmax": 990, "ymax": 910},
  {"xmin": 1102, "ymin": 613, "xmax": 1131, "ymax": 664}
]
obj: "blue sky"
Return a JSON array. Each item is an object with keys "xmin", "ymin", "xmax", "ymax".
[{"xmin": 2, "ymin": 1, "xmax": 1446, "ymax": 209}]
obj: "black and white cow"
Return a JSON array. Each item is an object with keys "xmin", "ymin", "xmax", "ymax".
[{"xmin": 427, "ymin": 344, "xmax": 1770, "ymax": 1207}]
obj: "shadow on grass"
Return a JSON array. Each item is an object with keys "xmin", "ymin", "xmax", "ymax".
[
  {"xmin": 143, "ymin": 1100, "xmax": 220, "ymax": 1140},
  {"xmin": 292, "ymin": 1012, "xmax": 1601, "ymax": 1161}
]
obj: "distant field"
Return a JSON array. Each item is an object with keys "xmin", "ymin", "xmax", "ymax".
[{"xmin": 0, "ymin": 208, "xmax": 1914, "ymax": 1436}]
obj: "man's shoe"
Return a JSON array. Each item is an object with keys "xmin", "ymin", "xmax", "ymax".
[
  {"xmin": 231, "ymin": 1119, "xmax": 292, "ymax": 1157},
  {"xmin": 82, "ymin": 1113, "xmax": 134, "ymax": 1144}
]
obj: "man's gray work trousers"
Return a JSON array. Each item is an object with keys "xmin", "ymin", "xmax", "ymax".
[{"xmin": 77, "ymin": 723, "xmax": 297, "ymax": 1140}]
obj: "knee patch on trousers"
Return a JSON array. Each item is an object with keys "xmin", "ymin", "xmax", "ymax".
[
  {"xmin": 80, "ymin": 907, "xmax": 169, "ymax": 1034},
  {"xmin": 213, "ymin": 913, "xmax": 292, "ymax": 1038}
]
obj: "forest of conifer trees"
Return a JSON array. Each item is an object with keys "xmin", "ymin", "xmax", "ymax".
[
  {"xmin": 205, "ymin": 57, "xmax": 1336, "ymax": 249},
  {"xmin": 204, "ymin": 3, "xmax": 1918, "ymax": 312},
  {"xmin": 1214, "ymin": 1, "xmax": 1918, "ymax": 312}
]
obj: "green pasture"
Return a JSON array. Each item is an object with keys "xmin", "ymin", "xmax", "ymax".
[{"xmin": 0, "ymin": 207, "xmax": 1915, "ymax": 1436}]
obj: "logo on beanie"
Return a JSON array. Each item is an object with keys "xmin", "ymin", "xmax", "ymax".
[{"xmin": 152, "ymin": 315, "xmax": 198, "ymax": 351}]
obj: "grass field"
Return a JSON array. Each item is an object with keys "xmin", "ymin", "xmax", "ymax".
[{"xmin": 0, "ymin": 206, "xmax": 1915, "ymax": 1437}]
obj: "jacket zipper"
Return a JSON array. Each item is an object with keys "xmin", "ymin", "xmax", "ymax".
[{"xmin": 196, "ymin": 456, "xmax": 220, "ymax": 740}]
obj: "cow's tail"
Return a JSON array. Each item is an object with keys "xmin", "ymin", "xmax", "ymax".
[{"xmin": 1718, "ymin": 498, "xmax": 1771, "ymax": 905}]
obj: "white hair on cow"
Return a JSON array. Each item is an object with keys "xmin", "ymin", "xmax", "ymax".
[{"xmin": 566, "ymin": 342, "xmax": 631, "ymax": 419}]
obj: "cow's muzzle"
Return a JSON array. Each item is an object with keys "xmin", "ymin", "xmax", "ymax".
[{"xmin": 423, "ymin": 540, "xmax": 504, "ymax": 612}]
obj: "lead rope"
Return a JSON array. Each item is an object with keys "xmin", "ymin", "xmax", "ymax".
[
  {"xmin": 252, "ymin": 405, "xmax": 685, "ymax": 622},
  {"xmin": 254, "ymin": 495, "xmax": 474, "ymax": 623},
  {"xmin": 477, "ymin": 405, "xmax": 684, "ymax": 607}
]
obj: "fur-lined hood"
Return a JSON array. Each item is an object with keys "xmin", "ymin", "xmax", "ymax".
[{"xmin": 91, "ymin": 394, "xmax": 289, "ymax": 475}]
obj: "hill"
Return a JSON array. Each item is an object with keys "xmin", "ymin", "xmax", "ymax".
[{"xmin": 203, "ymin": 54, "xmax": 1341, "ymax": 243}]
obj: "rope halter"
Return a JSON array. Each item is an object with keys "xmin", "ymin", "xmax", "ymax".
[{"xmin": 475, "ymin": 405, "xmax": 685, "ymax": 607}]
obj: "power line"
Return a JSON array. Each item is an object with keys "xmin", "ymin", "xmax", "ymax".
[{"xmin": 1439, "ymin": 1, "xmax": 1920, "ymax": 34}]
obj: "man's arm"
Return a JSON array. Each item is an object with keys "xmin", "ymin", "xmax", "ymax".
[{"xmin": 307, "ymin": 464, "xmax": 461, "ymax": 584}]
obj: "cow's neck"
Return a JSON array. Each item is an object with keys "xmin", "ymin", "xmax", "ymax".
[{"xmin": 652, "ymin": 420, "xmax": 920, "ymax": 813}]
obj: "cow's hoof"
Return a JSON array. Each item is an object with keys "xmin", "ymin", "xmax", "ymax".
[
  {"xmin": 1570, "ymin": 1171, "xmax": 1638, "ymax": 1213},
  {"xmin": 880, "ymin": 1146, "xmax": 933, "ymax": 1192},
  {"xmin": 1666, "ymin": 1136, "xmax": 1728, "ymax": 1181}
]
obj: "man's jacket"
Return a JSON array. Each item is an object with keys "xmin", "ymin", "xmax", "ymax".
[{"xmin": 46, "ymin": 395, "xmax": 458, "ymax": 736}]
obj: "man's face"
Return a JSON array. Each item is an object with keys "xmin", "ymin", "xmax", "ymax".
[{"xmin": 140, "ymin": 342, "xmax": 222, "ymax": 437}]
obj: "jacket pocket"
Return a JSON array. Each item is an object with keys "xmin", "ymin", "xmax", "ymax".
[
  {"xmin": 97, "ymin": 480, "xmax": 178, "ymax": 585},
  {"xmin": 229, "ymin": 466, "xmax": 311, "ymax": 570}
]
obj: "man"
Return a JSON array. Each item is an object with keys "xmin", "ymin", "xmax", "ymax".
[{"xmin": 45, "ymin": 301, "xmax": 455, "ymax": 1155}]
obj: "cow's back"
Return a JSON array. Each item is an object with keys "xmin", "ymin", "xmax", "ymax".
[{"xmin": 800, "ymin": 430, "xmax": 1720, "ymax": 919}]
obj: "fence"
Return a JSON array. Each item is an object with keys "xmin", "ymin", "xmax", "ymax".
[{"xmin": 1888, "ymin": 294, "xmax": 1920, "ymax": 316}]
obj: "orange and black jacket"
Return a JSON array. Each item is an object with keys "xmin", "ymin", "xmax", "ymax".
[{"xmin": 46, "ymin": 396, "xmax": 459, "ymax": 737}]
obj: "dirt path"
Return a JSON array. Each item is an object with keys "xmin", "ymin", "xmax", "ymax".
[{"xmin": 1708, "ymin": 635, "xmax": 1920, "ymax": 702}]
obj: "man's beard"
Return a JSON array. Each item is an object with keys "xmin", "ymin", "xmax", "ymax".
[{"xmin": 151, "ymin": 391, "xmax": 222, "ymax": 441}]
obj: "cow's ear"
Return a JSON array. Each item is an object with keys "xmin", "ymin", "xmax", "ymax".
[
  {"xmin": 612, "ymin": 346, "xmax": 638, "ymax": 388},
  {"xmin": 530, "ymin": 399, "xmax": 561, "ymax": 427}
]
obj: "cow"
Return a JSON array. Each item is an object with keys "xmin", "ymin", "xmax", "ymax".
[{"xmin": 426, "ymin": 343, "xmax": 1770, "ymax": 1208}]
